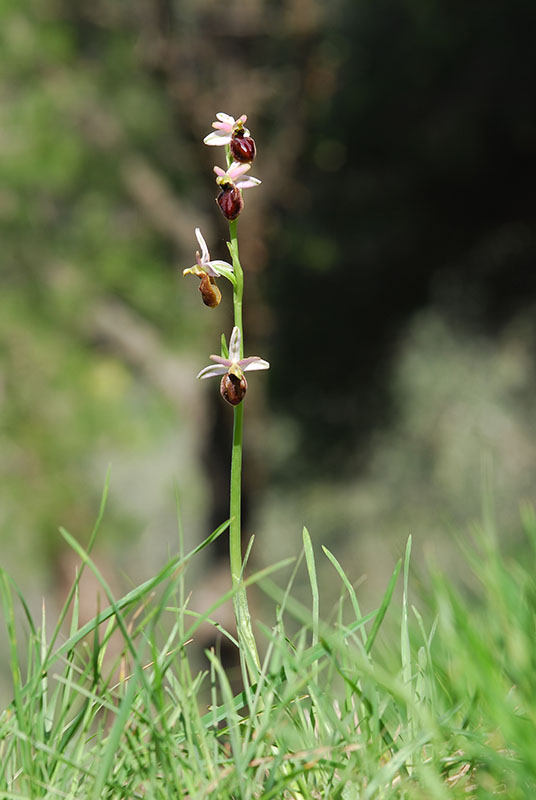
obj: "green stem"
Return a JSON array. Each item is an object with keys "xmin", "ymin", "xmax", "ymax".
[
  {"xmin": 229, "ymin": 402, "xmax": 244, "ymax": 586},
  {"xmin": 229, "ymin": 219, "xmax": 243, "ymax": 347},
  {"xmin": 228, "ymin": 218, "xmax": 260, "ymax": 679}
]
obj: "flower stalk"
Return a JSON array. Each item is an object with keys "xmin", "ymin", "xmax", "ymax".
[
  {"xmin": 183, "ymin": 114, "xmax": 266, "ymax": 681},
  {"xmin": 227, "ymin": 219, "xmax": 260, "ymax": 677}
]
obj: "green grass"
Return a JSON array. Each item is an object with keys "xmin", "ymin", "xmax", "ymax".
[{"xmin": 1, "ymin": 502, "xmax": 536, "ymax": 798}]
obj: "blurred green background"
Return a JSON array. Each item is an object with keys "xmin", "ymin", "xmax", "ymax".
[{"xmin": 2, "ymin": 0, "xmax": 536, "ymax": 667}]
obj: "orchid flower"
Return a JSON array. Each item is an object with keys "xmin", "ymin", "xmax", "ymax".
[
  {"xmin": 214, "ymin": 162, "xmax": 261, "ymax": 220},
  {"xmin": 214, "ymin": 162, "xmax": 261, "ymax": 191},
  {"xmin": 183, "ymin": 227, "xmax": 235, "ymax": 282},
  {"xmin": 197, "ymin": 326, "xmax": 269, "ymax": 405},
  {"xmin": 183, "ymin": 228, "xmax": 235, "ymax": 307},
  {"xmin": 203, "ymin": 113, "xmax": 250, "ymax": 146}
]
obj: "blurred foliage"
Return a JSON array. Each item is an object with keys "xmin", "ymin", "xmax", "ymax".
[
  {"xmin": 269, "ymin": 0, "xmax": 536, "ymax": 476},
  {"xmin": 256, "ymin": 306, "xmax": 536, "ymax": 611},
  {"xmin": 0, "ymin": 0, "xmax": 209, "ymax": 590}
]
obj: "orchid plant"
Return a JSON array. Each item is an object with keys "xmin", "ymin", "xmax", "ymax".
[{"xmin": 182, "ymin": 113, "xmax": 266, "ymax": 677}]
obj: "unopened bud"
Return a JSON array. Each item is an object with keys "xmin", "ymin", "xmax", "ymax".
[
  {"xmin": 220, "ymin": 372, "xmax": 247, "ymax": 405},
  {"xmin": 198, "ymin": 273, "xmax": 222, "ymax": 308},
  {"xmin": 230, "ymin": 133, "xmax": 256, "ymax": 164},
  {"xmin": 216, "ymin": 185, "xmax": 244, "ymax": 221}
]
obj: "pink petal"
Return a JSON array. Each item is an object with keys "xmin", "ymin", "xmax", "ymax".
[
  {"xmin": 235, "ymin": 176, "xmax": 261, "ymax": 189},
  {"xmin": 227, "ymin": 162, "xmax": 251, "ymax": 181},
  {"xmin": 204, "ymin": 131, "xmax": 232, "ymax": 145},
  {"xmin": 209, "ymin": 355, "xmax": 232, "ymax": 367},
  {"xmin": 195, "ymin": 228, "xmax": 210, "ymax": 264},
  {"xmin": 209, "ymin": 259, "xmax": 234, "ymax": 276},
  {"xmin": 197, "ymin": 364, "xmax": 228, "ymax": 380},
  {"xmin": 228, "ymin": 326, "xmax": 242, "ymax": 362},
  {"xmin": 213, "ymin": 166, "xmax": 226, "ymax": 178},
  {"xmin": 241, "ymin": 358, "xmax": 270, "ymax": 371}
]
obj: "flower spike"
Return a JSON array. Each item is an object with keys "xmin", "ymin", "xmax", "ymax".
[{"xmin": 197, "ymin": 326, "xmax": 269, "ymax": 405}]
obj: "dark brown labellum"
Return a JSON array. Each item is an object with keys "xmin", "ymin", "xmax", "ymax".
[
  {"xmin": 220, "ymin": 372, "xmax": 247, "ymax": 405},
  {"xmin": 230, "ymin": 133, "xmax": 256, "ymax": 163},
  {"xmin": 216, "ymin": 185, "xmax": 243, "ymax": 220},
  {"xmin": 198, "ymin": 272, "xmax": 221, "ymax": 308}
]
